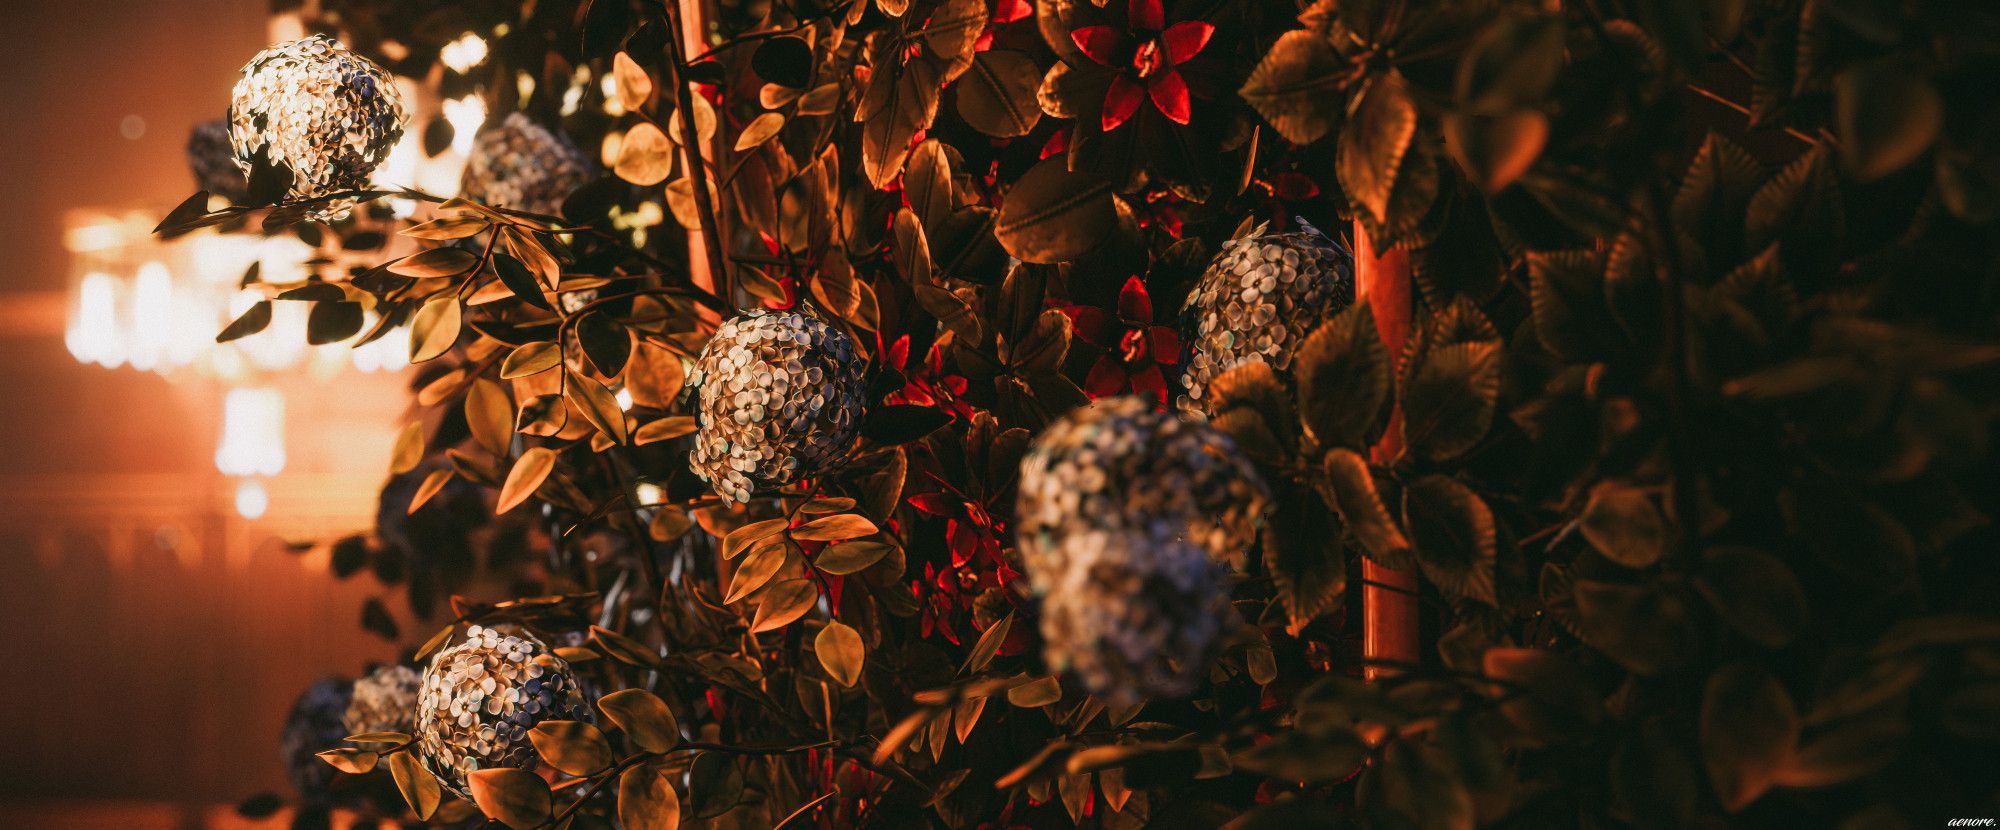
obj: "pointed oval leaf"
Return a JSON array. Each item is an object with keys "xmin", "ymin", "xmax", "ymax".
[
  {"xmin": 814, "ymin": 540, "xmax": 894, "ymax": 575},
  {"xmin": 750, "ymin": 578, "xmax": 820, "ymax": 633},
  {"xmin": 528, "ymin": 720, "xmax": 613, "ymax": 776},
  {"xmin": 409, "ymin": 295, "xmax": 463, "ymax": 363},
  {"xmin": 496, "ymin": 447, "xmax": 557, "ymax": 515},
  {"xmin": 467, "ymin": 767, "xmax": 551, "ymax": 829},
  {"xmin": 387, "ymin": 749, "xmax": 441, "ymax": 819},
  {"xmin": 791, "ymin": 512, "xmax": 880, "ymax": 542},
  {"xmin": 598, "ymin": 688, "xmax": 681, "ymax": 753},
  {"xmin": 816, "ymin": 620, "xmax": 865, "ymax": 686},
  {"xmin": 618, "ymin": 764, "xmax": 681, "ymax": 830}
]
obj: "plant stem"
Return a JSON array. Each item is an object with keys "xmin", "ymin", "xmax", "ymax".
[{"xmin": 660, "ymin": 0, "xmax": 733, "ymax": 303}]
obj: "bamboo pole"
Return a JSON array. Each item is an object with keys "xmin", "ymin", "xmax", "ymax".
[{"xmin": 1354, "ymin": 220, "xmax": 1419, "ymax": 680}]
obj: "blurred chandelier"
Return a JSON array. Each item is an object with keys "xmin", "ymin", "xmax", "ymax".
[
  {"xmin": 61, "ymin": 20, "xmax": 493, "ymax": 520},
  {"xmin": 64, "ymin": 210, "xmax": 415, "ymax": 519}
]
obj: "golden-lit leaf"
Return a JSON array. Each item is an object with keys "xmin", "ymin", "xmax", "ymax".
[
  {"xmin": 415, "ymin": 625, "xmax": 454, "ymax": 661},
  {"xmin": 634, "ymin": 415, "xmax": 697, "ymax": 445},
  {"xmin": 615, "ymin": 122, "xmax": 675, "ymax": 186},
  {"xmin": 416, "ymin": 368, "xmax": 468, "ymax": 406},
  {"xmin": 1008, "ymin": 676, "xmax": 1062, "ymax": 707},
  {"xmin": 665, "ymin": 176, "xmax": 721, "ymax": 230},
  {"xmin": 954, "ymin": 694, "xmax": 987, "ymax": 743},
  {"xmin": 800, "ymin": 496, "xmax": 857, "ymax": 515},
  {"xmin": 528, "ymin": 720, "xmax": 614, "ymax": 776},
  {"xmin": 598, "ymin": 688, "xmax": 680, "ymax": 753},
  {"xmin": 734, "ymin": 113, "xmax": 786, "ymax": 151},
  {"xmin": 874, "ymin": 709, "xmax": 933, "ymax": 765},
  {"xmin": 409, "ymin": 295, "xmax": 462, "ymax": 363},
  {"xmin": 666, "ymin": 92, "xmax": 717, "ymax": 146},
  {"xmin": 760, "ymin": 83, "xmax": 803, "ymax": 109},
  {"xmin": 344, "ymin": 731, "xmax": 411, "ymax": 744},
  {"xmin": 617, "ymin": 764, "xmax": 681, "ymax": 830},
  {"xmin": 390, "ymin": 246, "xmax": 479, "ymax": 278},
  {"xmin": 554, "ymin": 645, "xmax": 601, "ymax": 663},
  {"xmin": 726, "ymin": 539, "xmax": 792, "ymax": 603},
  {"xmin": 401, "ymin": 213, "xmax": 490, "ymax": 240},
  {"xmin": 388, "ymin": 749, "xmax": 441, "ymax": 820},
  {"xmin": 567, "ymin": 372, "xmax": 629, "ymax": 444},
  {"xmin": 317, "ymin": 748, "xmax": 378, "ymax": 774},
  {"xmin": 500, "ymin": 341, "xmax": 560, "ymax": 378},
  {"xmin": 816, "ymin": 620, "xmax": 865, "ymax": 686},
  {"xmin": 791, "ymin": 512, "xmax": 879, "ymax": 542},
  {"xmin": 496, "ymin": 447, "xmax": 556, "ymax": 515},
  {"xmin": 502, "ymin": 230, "xmax": 561, "ymax": 290},
  {"xmin": 389, "ymin": 420, "xmax": 424, "ymax": 475},
  {"xmin": 467, "ymin": 767, "xmax": 551, "ymax": 829},
  {"xmin": 796, "ymin": 83, "xmax": 841, "ymax": 115},
  {"xmin": 722, "ymin": 518, "xmax": 790, "ymax": 560},
  {"xmin": 813, "ymin": 540, "xmax": 893, "ymax": 575},
  {"xmin": 649, "ymin": 506, "xmax": 694, "ymax": 542},
  {"xmin": 962, "ymin": 612, "xmax": 1012, "ymax": 675},
  {"xmin": 751, "ymin": 578, "xmax": 819, "ymax": 633},
  {"xmin": 614, "ymin": 51, "xmax": 653, "ymax": 112},
  {"xmin": 466, "ymin": 379, "xmax": 514, "ymax": 457},
  {"xmin": 590, "ymin": 625, "xmax": 659, "ymax": 668}
]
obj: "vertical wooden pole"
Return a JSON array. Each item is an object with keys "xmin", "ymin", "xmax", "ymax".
[
  {"xmin": 1354, "ymin": 220, "xmax": 1419, "ymax": 680},
  {"xmin": 668, "ymin": 0, "xmax": 723, "ymax": 300}
]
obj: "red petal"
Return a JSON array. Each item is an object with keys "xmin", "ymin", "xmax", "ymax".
[
  {"xmin": 1131, "ymin": 365, "xmax": 1168, "ymax": 404},
  {"xmin": 887, "ymin": 334, "xmax": 911, "ymax": 371},
  {"xmin": 1147, "ymin": 69, "xmax": 1191, "ymax": 125},
  {"xmin": 1102, "ymin": 75, "xmax": 1144, "ymax": 131},
  {"xmin": 908, "ymin": 492, "xmax": 963, "ymax": 516},
  {"xmin": 1117, "ymin": 275, "xmax": 1153, "ymax": 322},
  {"xmin": 1069, "ymin": 25, "xmax": 1123, "ymax": 65},
  {"xmin": 1067, "ymin": 305, "xmax": 1111, "ymax": 343},
  {"xmin": 1084, "ymin": 357, "xmax": 1129, "ymax": 398},
  {"xmin": 995, "ymin": 0, "xmax": 1033, "ymax": 24},
  {"xmin": 1039, "ymin": 129, "xmax": 1068, "ymax": 159},
  {"xmin": 1149, "ymin": 326, "xmax": 1181, "ymax": 363},
  {"xmin": 1128, "ymin": 0, "xmax": 1164, "ymax": 33},
  {"xmin": 1161, "ymin": 21, "xmax": 1214, "ymax": 64}
]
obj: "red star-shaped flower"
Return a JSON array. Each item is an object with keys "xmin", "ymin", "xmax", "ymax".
[
  {"xmin": 1064, "ymin": 275, "xmax": 1181, "ymax": 404},
  {"xmin": 1068, "ymin": 0, "xmax": 1214, "ymax": 131}
]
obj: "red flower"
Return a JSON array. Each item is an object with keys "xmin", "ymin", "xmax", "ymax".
[
  {"xmin": 1064, "ymin": 275, "xmax": 1181, "ymax": 404},
  {"xmin": 1068, "ymin": 0, "xmax": 1214, "ymax": 131}
]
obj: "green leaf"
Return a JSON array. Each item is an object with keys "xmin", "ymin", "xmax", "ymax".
[
  {"xmin": 1295, "ymin": 303, "xmax": 1391, "ymax": 451},
  {"xmin": 598, "ymin": 688, "xmax": 680, "ymax": 753},
  {"xmin": 495, "ymin": 447, "xmax": 556, "ymax": 515},
  {"xmin": 617, "ymin": 764, "xmax": 681, "ymax": 830},
  {"xmin": 408, "ymin": 294, "xmax": 462, "ymax": 363},
  {"xmin": 1320, "ymin": 448, "xmax": 1412, "ymax": 567},
  {"xmin": 1338, "ymin": 69, "xmax": 1418, "ymax": 224},
  {"xmin": 1577, "ymin": 481, "xmax": 1669, "ymax": 569},
  {"xmin": 1401, "ymin": 475, "xmax": 1497, "ymax": 606},
  {"xmin": 467, "ymin": 767, "xmax": 552, "ymax": 829},
  {"xmin": 528, "ymin": 720, "xmax": 613, "ymax": 776},
  {"xmin": 816, "ymin": 620, "xmax": 865, "ymax": 687},
  {"xmin": 1239, "ymin": 30, "xmax": 1347, "ymax": 145},
  {"xmin": 1700, "ymin": 663, "xmax": 1798, "ymax": 812}
]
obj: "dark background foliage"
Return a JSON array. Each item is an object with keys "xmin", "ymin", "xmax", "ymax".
[{"xmin": 187, "ymin": 0, "xmax": 2000, "ymax": 827}]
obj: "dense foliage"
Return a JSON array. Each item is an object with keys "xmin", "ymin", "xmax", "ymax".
[{"xmin": 169, "ymin": 0, "xmax": 2000, "ymax": 827}]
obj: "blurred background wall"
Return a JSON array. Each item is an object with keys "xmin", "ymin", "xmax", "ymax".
[{"xmin": 0, "ymin": 1, "xmax": 412, "ymax": 824}]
